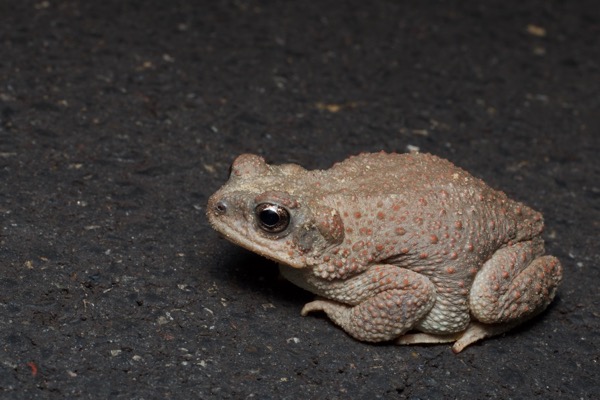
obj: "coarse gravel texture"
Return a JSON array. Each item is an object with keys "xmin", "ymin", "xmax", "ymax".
[{"xmin": 0, "ymin": 0, "xmax": 598, "ymax": 399}]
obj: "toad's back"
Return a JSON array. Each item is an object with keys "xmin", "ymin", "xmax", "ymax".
[{"xmin": 315, "ymin": 152, "xmax": 543, "ymax": 246}]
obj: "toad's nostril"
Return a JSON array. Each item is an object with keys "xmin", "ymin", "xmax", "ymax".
[{"xmin": 215, "ymin": 200, "xmax": 228, "ymax": 215}]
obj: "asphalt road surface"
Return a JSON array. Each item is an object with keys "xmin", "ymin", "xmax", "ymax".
[{"xmin": 1, "ymin": 1, "xmax": 598, "ymax": 398}]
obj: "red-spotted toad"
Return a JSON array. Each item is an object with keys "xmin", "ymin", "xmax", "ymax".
[{"xmin": 207, "ymin": 152, "xmax": 562, "ymax": 352}]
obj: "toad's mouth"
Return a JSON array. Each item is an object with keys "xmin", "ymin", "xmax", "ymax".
[{"xmin": 207, "ymin": 210, "xmax": 306, "ymax": 269}]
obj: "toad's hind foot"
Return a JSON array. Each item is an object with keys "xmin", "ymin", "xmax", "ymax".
[
  {"xmin": 395, "ymin": 321, "xmax": 518, "ymax": 353},
  {"xmin": 450, "ymin": 321, "xmax": 519, "ymax": 353},
  {"xmin": 395, "ymin": 332, "xmax": 462, "ymax": 346}
]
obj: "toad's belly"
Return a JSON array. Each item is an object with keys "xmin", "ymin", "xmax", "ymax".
[{"xmin": 415, "ymin": 292, "xmax": 471, "ymax": 334}]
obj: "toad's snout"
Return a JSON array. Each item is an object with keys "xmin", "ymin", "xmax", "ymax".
[
  {"xmin": 206, "ymin": 192, "xmax": 247, "ymax": 225},
  {"xmin": 213, "ymin": 198, "xmax": 228, "ymax": 216},
  {"xmin": 206, "ymin": 193, "xmax": 230, "ymax": 223}
]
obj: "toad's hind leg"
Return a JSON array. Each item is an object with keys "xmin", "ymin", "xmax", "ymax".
[
  {"xmin": 453, "ymin": 238, "xmax": 562, "ymax": 352},
  {"xmin": 470, "ymin": 239, "xmax": 562, "ymax": 324}
]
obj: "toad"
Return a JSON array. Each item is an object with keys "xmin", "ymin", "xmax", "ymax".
[{"xmin": 206, "ymin": 152, "xmax": 562, "ymax": 352}]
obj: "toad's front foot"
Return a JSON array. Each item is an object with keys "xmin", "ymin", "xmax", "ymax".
[
  {"xmin": 301, "ymin": 298, "xmax": 339, "ymax": 317},
  {"xmin": 300, "ymin": 265, "xmax": 435, "ymax": 342}
]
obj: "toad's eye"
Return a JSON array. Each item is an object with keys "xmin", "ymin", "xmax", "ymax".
[{"xmin": 255, "ymin": 203, "xmax": 290, "ymax": 233}]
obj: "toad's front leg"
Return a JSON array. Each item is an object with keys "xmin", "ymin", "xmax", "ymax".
[{"xmin": 301, "ymin": 265, "xmax": 436, "ymax": 342}]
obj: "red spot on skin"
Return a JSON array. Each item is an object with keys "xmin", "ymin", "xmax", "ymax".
[
  {"xmin": 515, "ymin": 206, "xmax": 522, "ymax": 215},
  {"xmin": 449, "ymin": 252, "xmax": 458, "ymax": 260},
  {"xmin": 323, "ymin": 255, "xmax": 330, "ymax": 262},
  {"xmin": 419, "ymin": 198, "xmax": 427, "ymax": 206},
  {"xmin": 377, "ymin": 211, "xmax": 385, "ymax": 220},
  {"xmin": 455, "ymin": 221, "xmax": 463, "ymax": 230},
  {"xmin": 401, "ymin": 248, "xmax": 410, "ymax": 254},
  {"xmin": 419, "ymin": 253, "xmax": 428, "ymax": 259},
  {"xmin": 430, "ymin": 235, "xmax": 439, "ymax": 244},
  {"xmin": 346, "ymin": 227, "xmax": 353, "ymax": 234},
  {"xmin": 352, "ymin": 241, "xmax": 364, "ymax": 251},
  {"xmin": 395, "ymin": 227, "xmax": 406, "ymax": 236},
  {"xmin": 376, "ymin": 244, "xmax": 384, "ymax": 252},
  {"xmin": 466, "ymin": 243, "xmax": 474, "ymax": 252},
  {"xmin": 392, "ymin": 204, "xmax": 401, "ymax": 211},
  {"xmin": 354, "ymin": 211, "xmax": 362, "ymax": 218},
  {"xmin": 446, "ymin": 267, "xmax": 456, "ymax": 274},
  {"xmin": 27, "ymin": 362, "xmax": 38, "ymax": 377}
]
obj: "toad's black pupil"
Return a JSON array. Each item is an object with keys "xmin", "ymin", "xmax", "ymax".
[
  {"xmin": 255, "ymin": 203, "xmax": 290, "ymax": 233},
  {"xmin": 260, "ymin": 209, "xmax": 280, "ymax": 226}
]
